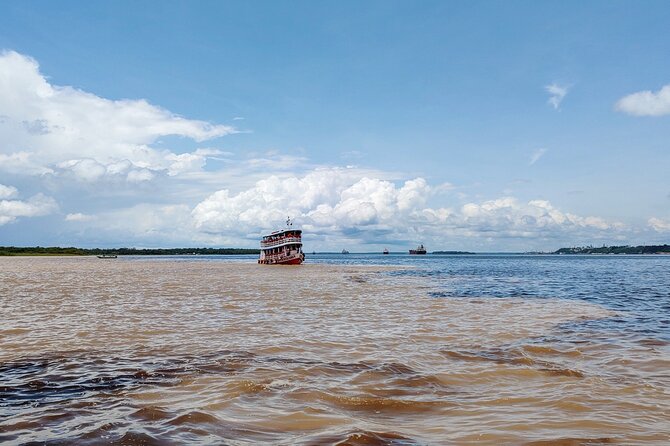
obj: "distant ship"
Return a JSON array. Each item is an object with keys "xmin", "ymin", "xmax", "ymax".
[
  {"xmin": 341, "ymin": 249, "xmax": 350, "ymax": 254},
  {"xmin": 97, "ymin": 254, "xmax": 117, "ymax": 259},
  {"xmin": 258, "ymin": 217, "xmax": 304, "ymax": 265},
  {"xmin": 383, "ymin": 248, "xmax": 389, "ymax": 255},
  {"xmin": 409, "ymin": 244, "xmax": 427, "ymax": 255}
]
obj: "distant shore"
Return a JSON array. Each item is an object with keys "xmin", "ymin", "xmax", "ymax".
[
  {"xmin": 2, "ymin": 244, "xmax": 668, "ymax": 257},
  {"xmin": 551, "ymin": 244, "xmax": 670, "ymax": 255},
  {"xmin": 0, "ymin": 247, "xmax": 260, "ymax": 256}
]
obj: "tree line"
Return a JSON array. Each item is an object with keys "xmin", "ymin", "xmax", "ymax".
[
  {"xmin": 0, "ymin": 246, "xmax": 260, "ymax": 256},
  {"xmin": 554, "ymin": 244, "xmax": 670, "ymax": 255}
]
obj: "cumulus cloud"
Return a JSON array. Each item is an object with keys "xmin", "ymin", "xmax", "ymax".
[
  {"xmin": 0, "ymin": 193, "xmax": 58, "ymax": 225},
  {"xmin": 57, "ymin": 159, "xmax": 108, "ymax": 182},
  {"xmin": 166, "ymin": 148, "xmax": 225, "ymax": 176},
  {"xmin": 648, "ymin": 217, "xmax": 670, "ymax": 232},
  {"xmin": 0, "ymin": 184, "xmax": 18, "ymax": 199},
  {"xmin": 192, "ymin": 168, "xmax": 431, "ymax": 233},
  {"xmin": 545, "ymin": 83, "xmax": 569, "ymax": 110},
  {"xmin": 190, "ymin": 168, "xmax": 623, "ymax": 247},
  {"xmin": 615, "ymin": 84, "xmax": 670, "ymax": 116},
  {"xmin": 0, "ymin": 151, "xmax": 54, "ymax": 175},
  {"xmin": 127, "ymin": 169, "xmax": 155, "ymax": 183},
  {"xmin": 34, "ymin": 168, "xmax": 627, "ymax": 249},
  {"xmin": 458, "ymin": 198, "xmax": 616, "ymax": 234},
  {"xmin": 0, "ymin": 50, "xmax": 235, "ymax": 181},
  {"xmin": 529, "ymin": 148, "xmax": 548, "ymax": 165}
]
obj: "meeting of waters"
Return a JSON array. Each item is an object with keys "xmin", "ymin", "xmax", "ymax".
[{"xmin": 0, "ymin": 254, "xmax": 668, "ymax": 445}]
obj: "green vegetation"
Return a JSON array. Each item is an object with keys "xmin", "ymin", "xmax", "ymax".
[
  {"xmin": 0, "ymin": 246, "xmax": 88, "ymax": 256},
  {"xmin": 554, "ymin": 244, "xmax": 670, "ymax": 255},
  {"xmin": 0, "ymin": 246, "xmax": 259, "ymax": 256}
]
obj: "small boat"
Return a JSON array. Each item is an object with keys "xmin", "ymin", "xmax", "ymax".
[
  {"xmin": 97, "ymin": 254, "xmax": 117, "ymax": 259},
  {"xmin": 258, "ymin": 217, "xmax": 304, "ymax": 265},
  {"xmin": 409, "ymin": 244, "xmax": 427, "ymax": 255},
  {"xmin": 341, "ymin": 249, "xmax": 350, "ymax": 254},
  {"xmin": 383, "ymin": 248, "xmax": 389, "ymax": 255}
]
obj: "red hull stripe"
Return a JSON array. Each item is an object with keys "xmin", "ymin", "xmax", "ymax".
[{"xmin": 278, "ymin": 258, "xmax": 303, "ymax": 265}]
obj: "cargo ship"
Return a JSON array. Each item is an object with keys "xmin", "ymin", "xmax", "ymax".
[{"xmin": 409, "ymin": 244, "xmax": 427, "ymax": 255}]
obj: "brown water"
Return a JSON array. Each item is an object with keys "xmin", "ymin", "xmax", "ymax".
[{"xmin": 0, "ymin": 256, "xmax": 668, "ymax": 445}]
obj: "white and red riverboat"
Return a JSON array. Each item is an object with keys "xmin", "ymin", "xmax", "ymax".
[{"xmin": 258, "ymin": 218, "xmax": 305, "ymax": 265}]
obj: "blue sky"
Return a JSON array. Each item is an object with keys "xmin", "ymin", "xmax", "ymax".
[{"xmin": 1, "ymin": 1, "xmax": 669, "ymax": 251}]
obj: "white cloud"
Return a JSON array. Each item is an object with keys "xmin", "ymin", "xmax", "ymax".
[
  {"xmin": 57, "ymin": 159, "xmax": 108, "ymax": 182},
  {"xmin": 127, "ymin": 169, "xmax": 155, "ymax": 183},
  {"xmin": 65, "ymin": 212, "xmax": 95, "ymax": 222},
  {"xmin": 0, "ymin": 193, "xmax": 58, "ymax": 225},
  {"xmin": 191, "ymin": 168, "xmax": 624, "ymax": 248},
  {"xmin": 0, "ymin": 184, "xmax": 18, "ymax": 199},
  {"xmin": 529, "ymin": 148, "xmax": 548, "ymax": 165},
  {"xmin": 166, "ymin": 148, "xmax": 224, "ymax": 176},
  {"xmin": 545, "ymin": 83, "xmax": 569, "ymax": 110},
  {"xmin": 106, "ymin": 160, "xmax": 133, "ymax": 175},
  {"xmin": 648, "ymin": 217, "xmax": 670, "ymax": 232},
  {"xmin": 0, "ymin": 151, "xmax": 54, "ymax": 175},
  {"xmin": 0, "ymin": 50, "xmax": 235, "ymax": 181},
  {"xmin": 31, "ymin": 168, "xmax": 628, "ymax": 249},
  {"xmin": 191, "ymin": 168, "xmax": 430, "ymax": 233},
  {"xmin": 615, "ymin": 85, "xmax": 670, "ymax": 116},
  {"xmin": 460, "ymin": 198, "xmax": 616, "ymax": 233}
]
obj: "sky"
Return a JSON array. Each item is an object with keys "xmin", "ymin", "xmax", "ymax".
[{"xmin": 0, "ymin": 0, "xmax": 669, "ymax": 252}]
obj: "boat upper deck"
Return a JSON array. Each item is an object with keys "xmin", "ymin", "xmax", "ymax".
[{"xmin": 261, "ymin": 229, "xmax": 302, "ymax": 249}]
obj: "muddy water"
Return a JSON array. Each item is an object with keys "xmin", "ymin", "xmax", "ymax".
[{"xmin": 0, "ymin": 256, "xmax": 668, "ymax": 445}]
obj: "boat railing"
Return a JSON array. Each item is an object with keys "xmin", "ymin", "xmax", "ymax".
[
  {"xmin": 261, "ymin": 236, "xmax": 302, "ymax": 248},
  {"xmin": 263, "ymin": 249, "xmax": 300, "ymax": 260}
]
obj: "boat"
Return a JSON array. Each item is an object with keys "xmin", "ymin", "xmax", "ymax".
[
  {"xmin": 97, "ymin": 254, "xmax": 117, "ymax": 259},
  {"xmin": 341, "ymin": 249, "xmax": 350, "ymax": 254},
  {"xmin": 383, "ymin": 248, "xmax": 389, "ymax": 255},
  {"xmin": 258, "ymin": 217, "xmax": 304, "ymax": 265},
  {"xmin": 409, "ymin": 244, "xmax": 427, "ymax": 255}
]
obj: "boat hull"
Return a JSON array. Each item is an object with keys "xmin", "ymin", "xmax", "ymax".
[{"xmin": 258, "ymin": 253, "xmax": 304, "ymax": 265}]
